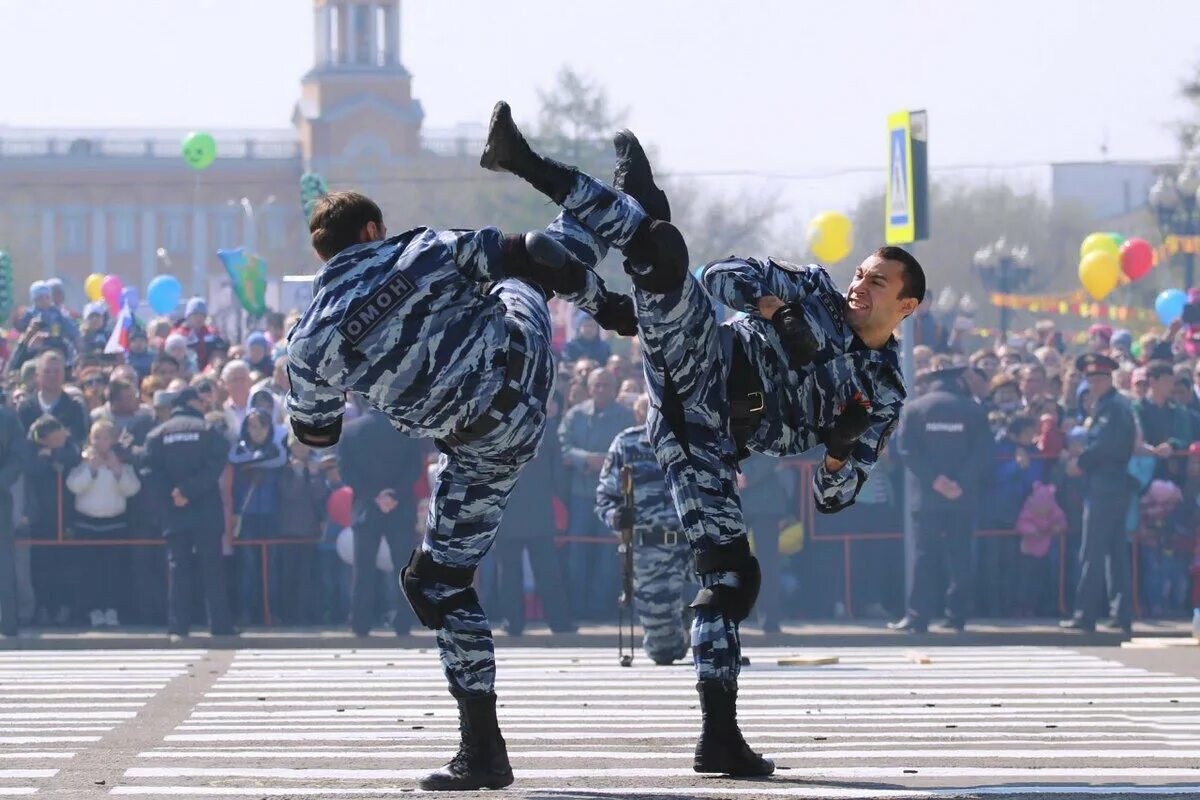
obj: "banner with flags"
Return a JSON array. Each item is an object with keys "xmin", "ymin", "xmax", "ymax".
[
  {"xmin": 217, "ymin": 248, "xmax": 268, "ymax": 316},
  {"xmin": 989, "ymin": 289, "xmax": 1159, "ymax": 325}
]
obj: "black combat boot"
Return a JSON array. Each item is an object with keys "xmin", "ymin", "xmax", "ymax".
[
  {"xmin": 419, "ymin": 691, "xmax": 514, "ymax": 791},
  {"xmin": 693, "ymin": 680, "xmax": 775, "ymax": 777},
  {"xmin": 613, "ymin": 129, "xmax": 671, "ymax": 222},
  {"xmin": 480, "ymin": 101, "xmax": 576, "ymax": 203}
]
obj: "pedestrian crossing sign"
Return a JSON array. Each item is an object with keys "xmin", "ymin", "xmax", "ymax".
[{"xmin": 885, "ymin": 110, "xmax": 929, "ymax": 245}]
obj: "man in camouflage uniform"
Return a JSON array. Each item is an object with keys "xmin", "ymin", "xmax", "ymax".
[
  {"xmin": 596, "ymin": 395, "xmax": 693, "ymax": 665},
  {"xmin": 286, "ymin": 186, "xmax": 637, "ymax": 791},
  {"xmin": 483, "ymin": 101, "xmax": 926, "ymax": 778}
]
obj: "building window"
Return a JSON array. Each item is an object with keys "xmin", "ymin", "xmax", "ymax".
[
  {"xmin": 62, "ymin": 214, "xmax": 86, "ymax": 255},
  {"xmin": 164, "ymin": 215, "xmax": 187, "ymax": 252},
  {"xmin": 113, "ymin": 212, "xmax": 136, "ymax": 254},
  {"xmin": 215, "ymin": 214, "xmax": 239, "ymax": 249}
]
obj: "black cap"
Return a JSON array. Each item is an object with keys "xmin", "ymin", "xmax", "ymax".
[
  {"xmin": 173, "ymin": 387, "xmax": 201, "ymax": 408},
  {"xmin": 1074, "ymin": 353, "xmax": 1119, "ymax": 377}
]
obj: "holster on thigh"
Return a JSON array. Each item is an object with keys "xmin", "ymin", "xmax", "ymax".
[
  {"xmin": 689, "ymin": 537, "xmax": 761, "ymax": 624},
  {"xmin": 400, "ymin": 549, "xmax": 479, "ymax": 630}
]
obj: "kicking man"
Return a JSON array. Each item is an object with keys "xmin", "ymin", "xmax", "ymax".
[
  {"xmin": 482, "ymin": 101, "xmax": 925, "ymax": 778},
  {"xmin": 286, "ymin": 189, "xmax": 636, "ymax": 791}
]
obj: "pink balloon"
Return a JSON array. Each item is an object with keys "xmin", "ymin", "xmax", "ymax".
[{"xmin": 100, "ymin": 275, "xmax": 123, "ymax": 313}]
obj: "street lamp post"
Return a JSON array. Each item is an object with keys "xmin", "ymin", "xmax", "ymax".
[
  {"xmin": 1148, "ymin": 164, "xmax": 1200, "ymax": 290},
  {"xmin": 972, "ymin": 239, "xmax": 1034, "ymax": 340}
]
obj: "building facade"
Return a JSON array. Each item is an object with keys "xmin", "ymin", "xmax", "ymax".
[{"xmin": 0, "ymin": 0, "xmax": 479, "ymax": 310}]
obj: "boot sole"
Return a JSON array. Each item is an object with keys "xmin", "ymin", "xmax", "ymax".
[
  {"xmin": 693, "ymin": 762, "xmax": 776, "ymax": 777},
  {"xmin": 418, "ymin": 771, "xmax": 514, "ymax": 791},
  {"xmin": 480, "ymin": 102, "xmax": 515, "ymax": 172}
]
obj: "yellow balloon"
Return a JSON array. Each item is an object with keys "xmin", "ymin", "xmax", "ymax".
[
  {"xmin": 1078, "ymin": 250, "xmax": 1120, "ymax": 300},
  {"xmin": 84, "ymin": 273, "xmax": 105, "ymax": 302},
  {"xmin": 1080, "ymin": 232, "xmax": 1120, "ymax": 260},
  {"xmin": 807, "ymin": 211, "xmax": 853, "ymax": 263},
  {"xmin": 779, "ymin": 522, "xmax": 805, "ymax": 556}
]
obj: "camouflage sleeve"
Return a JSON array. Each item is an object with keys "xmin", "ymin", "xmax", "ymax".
[
  {"xmin": 594, "ymin": 435, "xmax": 625, "ymax": 531},
  {"xmin": 812, "ymin": 413, "xmax": 896, "ymax": 514},
  {"xmin": 700, "ymin": 257, "xmax": 823, "ymax": 314},
  {"xmin": 436, "ymin": 227, "xmax": 508, "ymax": 284},
  {"xmin": 285, "ymin": 338, "xmax": 345, "ymax": 430}
]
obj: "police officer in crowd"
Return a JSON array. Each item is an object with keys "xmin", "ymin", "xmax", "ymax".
[
  {"xmin": 338, "ymin": 407, "xmax": 422, "ymax": 638},
  {"xmin": 487, "ymin": 103, "xmax": 923, "ymax": 776},
  {"xmin": 0, "ymin": 395, "xmax": 25, "ymax": 637},
  {"xmin": 890, "ymin": 364, "xmax": 992, "ymax": 634},
  {"xmin": 1061, "ymin": 354, "xmax": 1137, "ymax": 634},
  {"xmin": 143, "ymin": 388, "xmax": 235, "ymax": 640},
  {"xmin": 287, "ymin": 151, "xmax": 637, "ymax": 789},
  {"xmin": 596, "ymin": 395, "xmax": 693, "ymax": 665}
]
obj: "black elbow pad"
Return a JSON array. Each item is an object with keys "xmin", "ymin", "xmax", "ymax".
[{"xmin": 291, "ymin": 416, "xmax": 343, "ymax": 448}]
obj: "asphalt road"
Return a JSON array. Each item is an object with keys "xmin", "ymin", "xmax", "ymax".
[{"xmin": 2, "ymin": 643, "xmax": 1200, "ymax": 799}]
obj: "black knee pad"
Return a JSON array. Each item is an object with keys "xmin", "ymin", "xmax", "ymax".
[
  {"xmin": 400, "ymin": 549, "xmax": 479, "ymax": 630},
  {"xmin": 689, "ymin": 539, "xmax": 761, "ymax": 624},
  {"xmin": 624, "ymin": 219, "xmax": 689, "ymax": 293},
  {"xmin": 504, "ymin": 231, "xmax": 587, "ymax": 295}
]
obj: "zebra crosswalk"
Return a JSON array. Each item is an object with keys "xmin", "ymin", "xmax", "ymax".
[
  {"xmin": 0, "ymin": 649, "xmax": 201, "ymax": 797},
  {"xmin": 102, "ymin": 646, "xmax": 1200, "ymax": 798},
  {"xmin": 2, "ymin": 646, "xmax": 1200, "ymax": 797}
]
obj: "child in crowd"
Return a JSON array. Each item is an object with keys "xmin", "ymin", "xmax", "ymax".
[
  {"xmin": 24, "ymin": 415, "xmax": 82, "ymax": 625},
  {"xmin": 314, "ymin": 451, "xmax": 350, "ymax": 625},
  {"xmin": 65, "ymin": 419, "xmax": 140, "ymax": 627}
]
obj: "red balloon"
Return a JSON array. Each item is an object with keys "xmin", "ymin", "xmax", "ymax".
[
  {"xmin": 326, "ymin": 486, "xmax": 354, "ymax": 528},
  {"xmin": 1120, "ymin": 237, "xmax": 1154, "ymax": 282}
]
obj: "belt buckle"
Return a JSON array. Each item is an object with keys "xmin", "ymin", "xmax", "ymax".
[
  {"xmin": 664, "ymin": 530, "xmax": 679, "ymax": 546},
  {"xmin": 748, "ymin": 391, "xmax": 764, "ymax": 413}
]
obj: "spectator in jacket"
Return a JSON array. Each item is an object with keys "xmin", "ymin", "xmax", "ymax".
[
  {"xmin": 245, "ymin": 332, "xmax": 274, "ymax": 377},
  {"xmin": 18, "ymin": 351, "xmax": 87, "ymax": 444},
  {"xmin": 126, "ymin": 328, "xmax": 155, "ymax": 380},
  {"xmin": 493, "ymin": 390, "xmax": 575, "ymax": 636},
  {"xmin": 558, "ymin": 367, "xmax": 635, "ymax": 620},
  {"xmin": 144, "ymin": 388, "xmax": 234, "ymax": 639},
  {"xmin": 171, "ymin": 298, "xmax": 220, "ymax": 370},
  {"xmin": 0, "ymin": 401, "xmax": 25, "ymax": 636},
  {"xmin": 338, "ymin": 408, "xmax": 422, "ymax": 637},
  {"xmin": 275, "ymin": 437, "xmax": 325, "ymax": 624},
  {"xmin": 65, "ymin": 420, "xmax": 140, "ymax": 627},
  {"xmin": 228, "ymin": 409, "xmax": 287, "ymax": 624},
  {"xmin": 221, "ymin": 360, "xmax": 253, "ymax": 442},
  {"xmin": 978, "ymin": 414, "xmax": 1043, "ymax": 617},
  {"xmin": 78, "ymin": 303, "xmax": 110, "ymax": 358}
]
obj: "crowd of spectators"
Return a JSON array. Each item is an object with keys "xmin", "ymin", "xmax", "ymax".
[{"xmin": 1, "ymin": 278, "xmax": 1198, "ymax": 636}]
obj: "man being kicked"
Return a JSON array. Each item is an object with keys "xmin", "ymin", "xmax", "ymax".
[
  {"xmin": 482, "ymin": 101, "xmax": 925, "ymax": 777},
  {"xmin": 286, "ymin": 189, "xmax": 636, "ymax": 791}
]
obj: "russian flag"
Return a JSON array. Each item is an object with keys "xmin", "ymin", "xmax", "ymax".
[{"xmin": 104, "ymin": 302, "xmax": 138, "ymax": 354}]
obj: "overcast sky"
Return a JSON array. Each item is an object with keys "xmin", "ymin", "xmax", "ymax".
[{"xmin": 1, "ymin": 0, "xmax": 1197, "ymax": 219}]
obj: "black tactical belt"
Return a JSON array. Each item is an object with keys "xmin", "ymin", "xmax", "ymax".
[
  {"xmin": 444, "ymin": 327, "xmax": 528, "ymax": 448},
  {"xmin": 727, "ymin": 336, "xmax": 765, "ymax": 461},
  {"xmin": 694, "ymin": 536, "xmax": 753, "ymax": 575},
  {"xmin": 635, "ymin": 528, "xmax": 686, "ymax": 547}
]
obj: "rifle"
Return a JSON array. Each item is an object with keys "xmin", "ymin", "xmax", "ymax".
[{"xmin": 617, "ymin": 464, "xmax": 635, "ymax": 667}]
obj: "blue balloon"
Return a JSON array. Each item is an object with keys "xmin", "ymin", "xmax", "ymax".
[
  {"xmin": 1155, "ymin": 289, "xmax": 1187, "ymax": 326},
  {"xmin": 147, "ymin": 275, "xmax": 182, "ymax": 315}
]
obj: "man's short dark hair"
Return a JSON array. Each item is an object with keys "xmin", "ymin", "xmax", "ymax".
[
  {"xmin": 874, "ymin": 246, "xmax": 926, "ymax": 305},
  {"xmin": 309, "ymin": 191, "xmax": 383, "ymax": 261},
  {"xmin": 1146, "ymin": 360, "xmax": 1175, "ymax": 382}
]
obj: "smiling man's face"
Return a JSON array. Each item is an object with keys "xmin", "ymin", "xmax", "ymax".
[{"xmin": 845, "ymin": 254, "xmax": 918, "ymax": 337}]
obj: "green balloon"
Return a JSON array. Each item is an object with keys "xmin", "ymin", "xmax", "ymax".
[
  {"xmin": 1106, "ymin": 231, "xmax": 1126, "ymax": 249},
  {"xmin": 181, "ymin": 132, "xmax": 216, "ymax": 171}
]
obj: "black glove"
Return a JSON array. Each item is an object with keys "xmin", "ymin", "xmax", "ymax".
[
  {"xmin": 823, "ymin": 392, "xmax": 874, "ymax": 462},
  {"xmin": 770, "ymin": 302, "xmax": 819, "ymax": 372},
  {"xmin": 593, "ymin": 292, "xmax": 638, "ymax": 337},
  {"xmin": 614, "ymin": 506, "xmax": 635, "ymax": 530}
]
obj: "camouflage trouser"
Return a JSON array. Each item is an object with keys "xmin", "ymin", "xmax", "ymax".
[
  {"xmin": 555, "ymin": 172, "xmax": 749, "ymax": 684},
  {"xmin": 423, "ymin": 202, "xmax": 641, "ymax": 697},
  {"xmin": 633, "ymin": 541, "xmax": 695, "ymax": 662}
]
